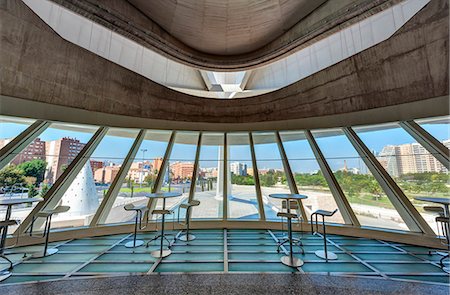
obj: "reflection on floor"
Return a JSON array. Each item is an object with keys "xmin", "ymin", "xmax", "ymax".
[{"xmin": 0, "ymin": 230, "xmax": 448, "ymax": 286}]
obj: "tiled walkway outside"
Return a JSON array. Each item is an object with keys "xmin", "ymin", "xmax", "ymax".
[{"xmin": 1, "ymin": 229, "xmax": 448, "ymax": 286}]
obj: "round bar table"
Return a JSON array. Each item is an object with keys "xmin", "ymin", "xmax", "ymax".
[
  {"xmin": 0, "ymin": 197, "xmax": 43, "ymax": 281},
  {"xmin": 145, "ymin": 192, "xmax": 182, "ymax": 258},
  {"xmin": 269, "ymin": 193, "xmax": 307, "ymax": 267}
]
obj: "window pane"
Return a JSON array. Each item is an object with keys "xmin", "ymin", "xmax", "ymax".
[
  {"xmin": 415, "ymin": 116, "xmax": 450, "ymax": 143},
  {"xmin": 43, "ymin": 127, "xmax": 139, "ymax": 230},
  {"xmin": 252, "ymin": 132, "xmax": 291, "ymax": 221},
  {"xmin": 313, "ymin": 129, "xmax": 408, "ymax": 231},
  {"xmin": 2, "ymin": 122, "xmax": 98, "ymax": 233},
  {"xmin": 280, "ymin": 131, "xmax": 344, "ymax": 224},
  {"xmin": 104, "ymin": 130, "xmax": 172, "ymax": 224},
  {"xmin": 355, "ymin": 123, "xmax": 449, "ymax": 233},
  {"xmin": 156, "ymin": 132, "xmax": 199, "ymax": 220},
  {"xmin": 0, "ymin": 116, "xmax": 35, "ymax": 140},
  {"xmin": 192, "ymin": 133, "xmax": 224, "ymax": 220},
  {"xmin": 227, "ymin": 133, "xmax": 260, "ymax": 220}
]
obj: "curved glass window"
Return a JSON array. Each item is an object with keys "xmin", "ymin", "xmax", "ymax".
[
  {"xmin": 192, "ymin": 133, "xmax": 224, "ymax": 220},
  {"xmin": 252, "ymin": 132, "xmax": 290, "ymax": 221},
  {"xmin": 227, "ymin": 133, "xmax": 260, "ymax": 220},
  {"xmin": 45, "ymin": 127, "xmax": 139, "ymax": 229},
  {"xmin": 103, "ymin": 130, "xmax": 172, "ymax": 224},
  {"xmin": 279, "ymin": 131, "xmax": 345, "ymax": 224},
  {"xmin": 313, "ymin": 129, "xmax": 408, "ymax": 231},
  {"xmin": 415, "ymin": 116, "xmax": 450, "ymax": 144},
  {"xmin": 355, "ymin": 123, "xmax": 449, "ymax": 233},
  {"xmin": 157, "ymin": 132, "xmax": 199, "ymax": 220},
  {"xmin": 3, "ymin": 121, "xmax": 98, "ymax": 232}
]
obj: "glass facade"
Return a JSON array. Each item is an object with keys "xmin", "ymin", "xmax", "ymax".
[
  {"xmin": 279, "ymin": 131, "xmax": 345, "ymax": 224},
  {"xmin": 227, "ymin": 133, "xmax": 260, "ymax": 220},
  {"xmin": 252, "ymin": 132, "xmax": 290, "ymax": 221},
  {"xmin": 192, "ymin": 133, "xmax": 224, "ymax": 220},
  {"xmin": 0, "ymin": 116, "xmax": 448, "ymax": 235},
  {"xmin": 355, "ymin": 123, "xmax": 449, "ymax": 233},
  {"xmin": 312, "ymin": 129, "xmax": 408, "ymax": 231}
]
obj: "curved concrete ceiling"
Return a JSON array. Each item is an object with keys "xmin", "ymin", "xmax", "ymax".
[
  {"xmin": 126, "ymin": 0, "xmax": 327, "ymax": 56},
  {"xmin": 22, "ymin": 0, "xmax": 430, "ymax": 99}
]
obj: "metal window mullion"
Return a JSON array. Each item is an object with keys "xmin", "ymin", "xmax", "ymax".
[
  {"xmin": 275, "ymin": 131, "xmax": 308, "ymax": 222},
  {"xmin": 15, "ymin": 126, "xmax": 109, "ymax": 235},
  {"xmin": 249, "ymin": 132, "xmax": 266, "ymax": 221},
  {"xmin": 0, "ymin": 120, "xmax": 50, "ymax": 169},
  {"xmin": 90, "ymin": 129, "xmax": 146, "ymax": 226},
  {"xmin": 305, "ymin": 130, "xmax": 360, "ymax": 226},
  {"xmin": 400, "ymin": 121, "xmax": 449, "ymax": 170},
  {"xmin": 188, "ymin": 132, "xmax": 202, "ymax": 203},
  {"xmin": 145, "ymin": 131, "xmax": 176, "ymax": 221},
  {"xmin": 223, "ymin": 133, "xmax": 228, "ymax": 221},
  {"xmin": 343, "ymin": 127, "xmax": 435, "ymax": 235}
]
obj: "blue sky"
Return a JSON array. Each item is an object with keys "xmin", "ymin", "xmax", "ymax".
[{"xmin": 1, "ymin": 121, "xmax": 448, "ymax": 173}]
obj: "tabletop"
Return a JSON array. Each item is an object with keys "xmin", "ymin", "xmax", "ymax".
[
  {"xmin": 145, "ymin": 192, "xmax": 182, "ymax": 199},
  {"xmin": 0, "ymin": 197, "xmax": 43, "ymax": 206},
  {"xmin": 414, "ymin": 197, "xmax": 450, "ymax": 205},
  {"xmin": 269, "ymin": 193, "xmax": 308, "ymax": 200}
]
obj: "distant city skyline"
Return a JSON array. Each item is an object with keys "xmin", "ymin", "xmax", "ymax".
[{"xmin": 1, "ymin": 122, "xmax": 448, "ymax": 176}]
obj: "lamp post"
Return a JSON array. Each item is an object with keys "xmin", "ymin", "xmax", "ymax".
[{"xmin": 140, "ymin": 149, "xmax": 147, "ymax": 188}]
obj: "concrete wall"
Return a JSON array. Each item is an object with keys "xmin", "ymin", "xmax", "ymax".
[{"xmin": 0, "ymin": 0, "xmax": 448, "ymax": 126}]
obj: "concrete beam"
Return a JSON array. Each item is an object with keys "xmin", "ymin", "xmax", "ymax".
[{"xmin": 0, "ymin": 0, "xmax": 447, "ymax": 124}]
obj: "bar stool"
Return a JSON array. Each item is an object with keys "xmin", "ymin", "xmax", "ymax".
[
  {"xmin": 146, "ymin": 209, "xmax": 174, "ymax": 258},
  {"xmin": 278, "ymin": 200, "xmax": 304, "ymax": 254},
  {"xmin": 29, "ymin": 205, "xmax": 70, "ymax": 258},
  {"xmin": 424, "ymin": 206, "xmax": 445, "ymax": 216},
  {"xmin": 276, "ymin": 212, "xmax": 304, "ymax": 255},
  {"xmin": 435, "ymin": 216, "xmax": 449, "ymax": 273},
  {"xmin": 177, "ymin": 200, "xmax": 200, "ymax": 241},
  {"xmin": 124, "ymin": 204, "xmax": 148, "ymax": 248},
  {"xmin": 311, "ymin": 208, "xmax": 338, "ymax": 261},
  {"xmin": 0, "ymin": 220, "xmax": 19, "ymax": 282}
]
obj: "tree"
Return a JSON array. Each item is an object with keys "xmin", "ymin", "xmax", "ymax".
[
  {"xmin": 27, "ymin": 184, "xmax": 38, "ymax": 198},
  {"xmin": 17, "ymin": 159, "xmax": 47, "ymax": 185},
  {"xmin": 366, "ymin": 180, "xmax": 383, "ymax": 200},
  {"xmin": 40, "ymin": 183, "xmax": 50, "ymax": 197},
  {"xmin": 0, "ymin": 165, "xmax": 26, "ymax": 188}
]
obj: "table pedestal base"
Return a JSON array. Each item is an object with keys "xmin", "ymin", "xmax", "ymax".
[
  {"xmin": 315, "ymin": 250, "xmax": 338, "ymax": 260},
  {"xmin": 0, "ymin": 270, "xmax": 12, "ymax": 282},
  {"xmin": 32, "ymin": 248, "xmax": 58, "ymax": 258},
  {"xmin": 125, "ymin": 240, "xmax": 144, "ymax": 248},
  {"xmin": 179, "ymin": 234, "xmax": 196, "ymax": 242},
  {"xmin": 151, "ymin": 249, "xmax": 171, "ymax": 258},
  {"xmin": 280, "ymin": 256, "xmax": 303, "ymax": 267}
]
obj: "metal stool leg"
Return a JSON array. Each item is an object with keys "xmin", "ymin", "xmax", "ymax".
[
  {"xmin": 0, "ymin": 225, "xmax": 13, "ymax": 282},
  {"xmin": 32, "ymin": 215, "xmax": 58, "ymax": 258},
  {"xmin": 179, "ymin": 206, "xmax": 196, "ymax": 242},
  {"xmin": 125, "ymin": 210, "xmax": 144, "ymax": 248},
  {"xmin": 314, "ymin": 215, "xmax": 337, "ymax": 261}
]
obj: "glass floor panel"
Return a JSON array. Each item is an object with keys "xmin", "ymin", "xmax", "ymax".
[
  {"xmin": 79, "ymin": 263, "xmax": 152, "ymax": 273},
  {"xmin": 229, "ymin": 262, "xmax": 297, "ymax": 272},
  {"xmin": 156, "ymin": 262, "xmax": 223, "ymax": 272},
  {"xmin": 1, "ymin": 229, "xmax": 448, "ymax": 287}
]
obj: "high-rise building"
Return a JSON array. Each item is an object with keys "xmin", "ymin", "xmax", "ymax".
[
  {"xmin": 378, "ymin": 140, "xmax": 449, "ymax": 176},
  {"xmin": 0, "ymin": 137, "xmax": 46, "ymax": 166},
  {"xmin": 45, "ymin": 137, "xmax": 86, "ymax": 183},
  {"xmin": 170, "ymin": 162, "xmax": 194, "ymax": 180},
  {"xmin": 230, "ymin": 162, "xmax": 247, "ymax": 176}
]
